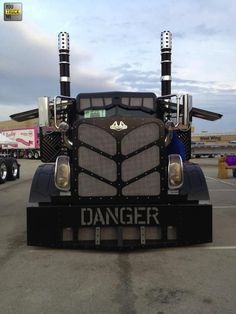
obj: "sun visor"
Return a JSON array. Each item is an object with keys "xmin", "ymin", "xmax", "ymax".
[
  {"xmin": 191, "ymin": 107, "xmax": 222, "ymax": 121},
  {"xmin": 10, "ymin": 108, "xmax": 39, "ymax": 122}
]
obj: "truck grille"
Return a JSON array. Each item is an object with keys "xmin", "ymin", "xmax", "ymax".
[{"xmin": 76, "ymin": 118, "xmax": 164, "ymax": 197}]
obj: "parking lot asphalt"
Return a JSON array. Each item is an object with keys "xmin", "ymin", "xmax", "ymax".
[{"xmin": 0, "ymin": 159, "xmax": 236, "ymax": 314}]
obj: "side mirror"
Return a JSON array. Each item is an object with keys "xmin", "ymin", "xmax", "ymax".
[
  {"xmin": 182, "ymin": 94, "xmax": 192, "ymax": 127},
  {"xmin": 175, "ymin": 94, "xmax": 192, "ymax": 130},
  {"xmin": 38, "ymin": 97, "xmax": 50, "ymax": 127},
  {"xmin": 159, "ymin": 94, "xmax": 192, "ymax": 130}
]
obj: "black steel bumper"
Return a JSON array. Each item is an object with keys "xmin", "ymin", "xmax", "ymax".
[{"xmin": 27, "ymin": 203, "xmax": 212, "ymax": 249}]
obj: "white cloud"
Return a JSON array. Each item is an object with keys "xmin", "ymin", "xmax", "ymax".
[
  {"xmin": 0, "ymin": 20, "xmax": 119, "ymax": 120},
  {"xmin": 0, "ymin": 0, "xmax": 236, "ymax": 133}
]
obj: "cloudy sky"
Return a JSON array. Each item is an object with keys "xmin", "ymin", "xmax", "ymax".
[{"xmin": 0, "ymin": 0, "xmax": 236, "ymax": 133}]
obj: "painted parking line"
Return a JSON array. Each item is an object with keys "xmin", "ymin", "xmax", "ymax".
[
  {"xmin": 214, "ymin": 205, "xmax": 236, "ymax": 209},
  {"xmin": 203, "ymin": 246, "xmax": 236, "ymax": 250},
  {"xmin": 183, "ymin": 245, "xmax": 236, "ymax": 250},
  {"xmin": 206, "ymin": 176, "xmax": 236, "ymax": 187},
  {"xmin": 209, "ymin": 189, "xmax": 236, "ymax": 192}
]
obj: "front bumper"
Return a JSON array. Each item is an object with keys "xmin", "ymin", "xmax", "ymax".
[{"xmin": 27, "ymin": 203, "xmax": 212, "ymax": 249}]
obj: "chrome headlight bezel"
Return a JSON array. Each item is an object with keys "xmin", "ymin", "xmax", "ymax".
[
  {"xmin": 54, "ymin": 155, "xmax": 71, "ymax": 191},
  {"xmin": 168, "ymin": 154, "xmax": 184, "ymax": 190}
]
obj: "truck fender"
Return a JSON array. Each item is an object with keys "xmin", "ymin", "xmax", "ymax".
[
  {"xmin": 29, "ymin": 164, "xmax": 60, "ymax": 203},
  {"xmin": 180, "ymin": 162, "xmax": 210, "ymax": 201}
]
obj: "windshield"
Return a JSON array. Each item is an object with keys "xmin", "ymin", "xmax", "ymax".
[{"xmin": 81, "ymin": 107, "xmax": 156, "ymax": 119}]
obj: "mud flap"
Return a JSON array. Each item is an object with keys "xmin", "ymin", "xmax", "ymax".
[
  {"xmin": 180, "ymin": 162, "xmax": 210, "ymax": 201},
  {"xmin": 29, "ymin": 164, "xmax": 60, "ymax": 203}
]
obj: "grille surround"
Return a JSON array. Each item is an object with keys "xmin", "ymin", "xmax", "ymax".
[
  {"xmin": 176, "ymin": 129, "xmax": 191, "ymax": 160},
  {"xmin": 40, "ymin": 131, "xmax": 62, "ymax": 162},
  {"xmin": 74, "ymin": 117, "xmax": 166, "ymax": 199}
]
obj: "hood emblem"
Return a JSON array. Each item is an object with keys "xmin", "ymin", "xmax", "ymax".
[{"xmin": 110, "ymin": 121, "xmax": 128, "ymax": 131}]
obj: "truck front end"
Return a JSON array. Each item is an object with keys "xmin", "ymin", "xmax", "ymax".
[
  {"xmin": 25, "ymin": 31, "xmax": 217, "ymax": 249},
  {"xmin": 27, "ymin": 92, "xmax": 212, "ymax": 249}
]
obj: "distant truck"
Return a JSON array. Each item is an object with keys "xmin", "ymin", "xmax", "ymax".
[{"xmin": 0, "ymin": 127, "xmax": 40, "ymax": 159}]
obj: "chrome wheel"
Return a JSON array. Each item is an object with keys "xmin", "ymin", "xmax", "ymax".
[
  {"xmin": 11, "ymin": 161, "xmax": 18, "ymax": 178},
  {"xmin": 0, "ymin": 161, "xmax": 7, "ymax": 183}
]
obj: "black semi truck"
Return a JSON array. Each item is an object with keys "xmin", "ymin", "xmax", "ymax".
[{"xmin": 11, "ymin": 31, "xmax": 222, "ymax": 249}]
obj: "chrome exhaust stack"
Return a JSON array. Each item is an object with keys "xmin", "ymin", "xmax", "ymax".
[
  {"xmin": 58, "ymin": 32, "xmax": 70, "ymax": 97},
  {"xmin": 160, "ymin": 31, "xmax": 172, "ymax": 97}
]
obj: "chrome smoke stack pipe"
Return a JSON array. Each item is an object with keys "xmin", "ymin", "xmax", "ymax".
[
  {"xmin": 160, "ymin": 31, "xmax": 172, "ymax": 96},
  {"xmin": 58, "ymin": 32, "xmax": 70, "ymax": 97}
]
